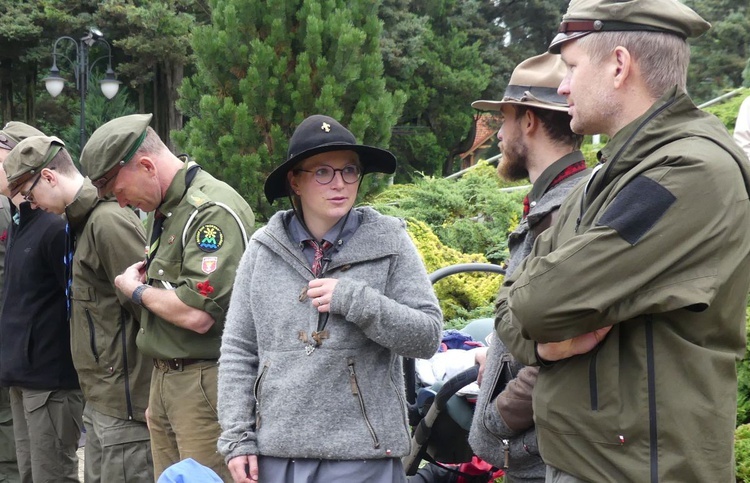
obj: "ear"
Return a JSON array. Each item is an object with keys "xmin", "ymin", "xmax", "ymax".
[
  {"xmin": 522, "ymin": 108, "xmax": 539, "ymax": 135},
  {"xmin": 133, "ymin": 155, "xmax": 156, "ymax": 174},
  {"xmin": 41, "ymin": 167, "xmax": 58, "ymax": 186},
  {"xmin": 287, "ymin": 170, "xmax": 299, "ymax": 193},
  {"xmin": 613, "ymin": 46, "xmax": 632, "ymax": 89}
]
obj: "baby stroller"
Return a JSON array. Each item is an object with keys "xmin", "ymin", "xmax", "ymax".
[{"xmin": 403, "ymin": 263, "xmax": 506, "ymax": 482}]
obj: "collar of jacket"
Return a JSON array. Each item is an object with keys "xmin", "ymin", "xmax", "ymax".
[
  {"xmin": 526, "ymin": 150, "xmax": 586, "ymax": 205},
  {"xmin": 65, "ymin": 178, "xmax": 102, "ymax": 232},
  {"xmin": 256, "ymin": 206, "xmax": 407, "ymax": 277},
  {"xmin": 158, "ymin": 160, "xmax": 197, "ymax": 216}
]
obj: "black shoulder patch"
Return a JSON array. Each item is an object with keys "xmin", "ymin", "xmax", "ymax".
[{"xmin": 596, "ymin": 175, "xmax": 676, "ymax": 245}]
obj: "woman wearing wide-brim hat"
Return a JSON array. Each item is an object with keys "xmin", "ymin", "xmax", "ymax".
[{"xmin": 217, "ymin": 114, "xmax": 443, "ymax": 483}]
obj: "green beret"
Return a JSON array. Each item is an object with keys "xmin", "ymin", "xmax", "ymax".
[
  {"xmin": 0, "ymin": 122, "xmax": 45, "ymax": 150},
  {"xmin": 5, "ymin": 136, "xmax": 64, "ymax": 197},
  {"xmin": 80, "ymin": 113, "xmax": 153, "ymax": 181},
  {"xmin": 549, "ymin": 0, "xmax": 711, "ymax": 53}
]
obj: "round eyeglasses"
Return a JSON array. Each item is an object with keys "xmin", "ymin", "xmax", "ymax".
[{"xmin": 295, "ymin": 164, "xmax": 362, "ymax": 185}]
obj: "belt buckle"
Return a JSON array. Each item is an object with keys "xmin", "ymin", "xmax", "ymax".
[{"xmin": 171, "ymin": 358, "xmax": 183, "ymax": 371}]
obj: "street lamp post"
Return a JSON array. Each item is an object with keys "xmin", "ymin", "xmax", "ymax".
[{"xmin": 43, "ymin": 28, "xmax": 121, "ymax": 149}]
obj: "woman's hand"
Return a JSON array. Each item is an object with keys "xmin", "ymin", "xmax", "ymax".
[
  {"xmin": 227, "ymin": 454, "xmax": 258, "ymax": 482},
  {"xmin": 307, "ymin": 278, "xmax": 338, "ymax": 313}
]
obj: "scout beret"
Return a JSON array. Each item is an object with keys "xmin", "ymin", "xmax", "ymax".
[
  {"xmin": 0, "ymin": 122, "xmax": 45, "ymax": 150},
  {"xmin": 5, "ymin": 136, "xmax": 64, "ymax": 197},
  {"xmin": 472, "ymin": 53, "xmax": 568, "ymax": 113},
  {"xmin": 80, "ymin": 113, "xmax": 153, "ymax": 182},
  {"xmin": 264, "ymin": 114, "xmax": 396, "ymax": 203},
  {"xmin": 549, "ymin": 0, "xmax": 711, "ymax": 53}
]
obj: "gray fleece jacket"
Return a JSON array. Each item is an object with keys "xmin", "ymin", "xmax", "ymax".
[{"xmin": 217, "ymin": 207, "xmax": 442, "ymax": 463}]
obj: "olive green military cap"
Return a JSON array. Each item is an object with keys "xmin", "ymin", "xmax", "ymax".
[
  {"xmin": 80, "ymin": 113, "xmax": 153, "ymax": 185},
  {"xmin": 0, "ymin": 122, "xmax": 45, "ymax": 150},
  {"xmin": 549, "ymin": 0, "xmax": 711, "ymax": 53},
  {"xmin": 472, "ymin": 53, "xmax": 568, "ymax": 113},
  {"xmin": 5, "ymin": 136, "xmax": 64, "ymax": 197}
]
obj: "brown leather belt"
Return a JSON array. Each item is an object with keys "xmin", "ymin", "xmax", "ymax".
[{"xmin": 153, "ymin": 358, "xmax": 216, "ymax": 372}]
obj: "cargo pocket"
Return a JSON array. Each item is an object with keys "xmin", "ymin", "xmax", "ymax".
[
  {"xmin": 23, "ymin": 390, "xmax": 83, "ymax": 450},
  {"xmin": 101, "ymin": 422, "xmax": 153, "ymax": 482}
]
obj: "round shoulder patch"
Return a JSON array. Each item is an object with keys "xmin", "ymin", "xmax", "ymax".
[{"xmin": 195, "ymin": 224, "xmax": 224, "ymax": 253}]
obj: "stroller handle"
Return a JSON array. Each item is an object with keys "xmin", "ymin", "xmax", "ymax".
[{"xmin": 405, "ymin": 263, "xmax": 505, "ymax": 404}]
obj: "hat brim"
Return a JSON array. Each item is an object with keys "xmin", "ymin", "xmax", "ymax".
[
  {"xmin": 548, "ymin": 31, "xmax": 591, "ymax": 54},
  {"xmin": 264, "ymin": 143, "xmax": 396, "ymax": 203},
  {"xmin": 472, "ymin": 99, "xmax": 569, "ymax": 113}
]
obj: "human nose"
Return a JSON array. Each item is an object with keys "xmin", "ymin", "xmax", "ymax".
[{"xmin": 558, "ymin": 73, "xmax": 571, "ymax": 96}]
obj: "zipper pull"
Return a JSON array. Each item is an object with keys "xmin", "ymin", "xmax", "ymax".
[{"xmin": 502, "ymin": 439, "xmax": 510, "ymax": 468}]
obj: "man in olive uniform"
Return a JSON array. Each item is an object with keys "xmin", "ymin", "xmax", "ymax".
[
  {"xmin": 4, "ymin": 135, "xmax": 153, "ymax": 482},
  {"xmin": 0, "ymin": 122, "xmax": 41, "ymax": 483},
  {"xmin": 1, "ymin": 132, "xmax": 83, "ymax": 482},
  {"xmin": 80, "ymin": 114, "xmax": 254, "ymax": 480},
  {"xmin": 496, "ymin": 1, "xmax": 750, "ymax": 482}
]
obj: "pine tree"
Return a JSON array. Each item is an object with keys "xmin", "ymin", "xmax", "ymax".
[{"xmin": 175, "ymin": 0, "xmax": 405, "ymax": 220}]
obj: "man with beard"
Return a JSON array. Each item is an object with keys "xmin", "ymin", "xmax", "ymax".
[{"xmin": 468, "ymin": 52, "xmax": 586, "ymax": 483}]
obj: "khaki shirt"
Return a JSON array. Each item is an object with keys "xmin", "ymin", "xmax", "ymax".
[{"xmin": 137, "ymin": 161, "xmax": 255, "ymax": 359}]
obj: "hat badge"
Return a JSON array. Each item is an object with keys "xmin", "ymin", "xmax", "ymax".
[{"xmin": 321, "ymin": 122, "xmax": 331, "ymax": 133}]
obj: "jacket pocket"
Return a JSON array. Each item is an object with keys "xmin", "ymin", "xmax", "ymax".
[
  {"xmin": 85, "ymin": 309, "xmax": 100, "ymax": 363},
  {"xmin": 253, "ymin": 363, "xmax": 269, "ymax": 430},
  {"xmin": 347, "ymin": 357, "xmax": 380, "ymax": 449}
]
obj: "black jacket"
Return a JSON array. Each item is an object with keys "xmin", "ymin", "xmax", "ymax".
[{"xmin": 0, "ymin": 202, "xmax": 79, "ymax": 389}]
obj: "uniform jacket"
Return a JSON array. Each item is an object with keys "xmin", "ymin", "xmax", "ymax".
[
  {"xmin": 217, "ymin": 207, "xmax": 442, "ymax": 462},
  {"xmin": 67, "ymin": 179, "xmax": 151, "ymax": 422},
  {"xmin": 138, "ymin": 161, "xmax": 255, "ymax": 360},
  {"xmin": 0, "ymin": 203, "xmax": 79, "ymax": 389},
  {"xmin": 496, "ymin": 87, "xmax": 750, "ymax": 482},
  {"xmin": 471, "ymin": 153, "xmax": 587, "ymax": 483}
]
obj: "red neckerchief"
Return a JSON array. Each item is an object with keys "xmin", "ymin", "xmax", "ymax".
[{"xmin": 522, "ymin": 160, "xmax": 587, "ymax": 219}]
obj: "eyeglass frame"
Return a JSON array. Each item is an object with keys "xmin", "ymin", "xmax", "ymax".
[
  {"xmin": 21, "ymin": 170, "xmax": 47, "ymax": 203},
  {"xmin": 293, "ymin": 164, "xmax": 362, "ymax": 185}
]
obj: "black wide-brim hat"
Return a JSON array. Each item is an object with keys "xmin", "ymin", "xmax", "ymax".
[{"xmin": 264, "ymin": 114, "xmax": 397, "ymax": 203}]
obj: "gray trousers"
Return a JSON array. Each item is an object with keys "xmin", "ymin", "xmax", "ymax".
[
  {"xmin": 9, "ymin": 387, "xmax": 83, "ymax": 483},
  {"xmin": 82, "ymin": 403, "xmax": 152, "ymax": 483},
  {"xmin": 0, "ymin": 388, "xmax": 19, "ymax": 483},
  {"xmin": 545, "ymin": 466, "xmax": 591, "ymax": 483}
]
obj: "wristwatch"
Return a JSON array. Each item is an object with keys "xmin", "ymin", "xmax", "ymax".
[{"xmin": 132, "ymin": 284, "xmax": 149, "ymax": 306}]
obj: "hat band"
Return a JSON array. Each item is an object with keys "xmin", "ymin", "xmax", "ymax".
[
  {"xmin": 503, "ymin": 85, "xmax": 567, "ymax": 108},
  {"xmin": 122, "ymin": 129, "xmax": 148, "ymax": 165},
  {"xmin": 559, "ymin": 20, "xmax": 685, "ymax": 38}
]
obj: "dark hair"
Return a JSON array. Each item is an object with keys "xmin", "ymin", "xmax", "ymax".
[
  {"xmin": 514, "ymin": 106, "xmax": 583, "ymax": 150},
  {"xmin": 46, "ymin": 146, "xmax": 78, "ymax": 176}
]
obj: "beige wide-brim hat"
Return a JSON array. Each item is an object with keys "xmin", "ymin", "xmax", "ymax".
[
  {"xmin": 549, "ymin": 0, "xmax": 711, "ymax": 53},
  {"xmin": 472, "ymin": 53, "xmax": 568, "ymax": 113}
]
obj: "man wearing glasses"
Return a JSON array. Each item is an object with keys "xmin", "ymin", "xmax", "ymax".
[
  {"xmin": 0, "ymin": 129, "xmax": 83, "ymax": 482},
  {"xmin": 79, "ymin": 114, "xmax": 254, "ymax": 481},
  {"xmin": 4, "ymin": 134, "xmax": 154, "ymax": 483}
]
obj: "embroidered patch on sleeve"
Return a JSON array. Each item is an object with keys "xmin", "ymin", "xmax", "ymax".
[
  {"xmin": 596, "ymin": 175, "xmax": 676, "ymax": 246},
  {"xmin": 196, "ymin": 280, "xmax": 215, "ymax": 297},
  {"xmin": 201, "ymin": 256, "xmax": 218, "ymax": 274},
  {"xmin": 195, "ymin": 224, "xmax": 224, "ymax": 252}
]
